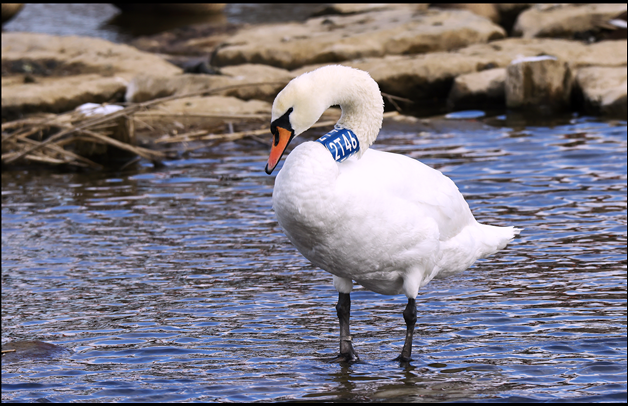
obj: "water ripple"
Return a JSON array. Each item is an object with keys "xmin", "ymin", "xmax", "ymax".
[{"xmin": 2, "ymin": 114, "xmax": 626, "ymax": 402}]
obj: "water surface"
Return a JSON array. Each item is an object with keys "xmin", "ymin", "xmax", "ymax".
[{"xmin": 2, "ymin": 113, "xmax": 626, "ymax": 402}]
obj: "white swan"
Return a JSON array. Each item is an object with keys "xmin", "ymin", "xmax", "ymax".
[{"xmin": 265, "ymin": 65, "xmax": 520, "ymax": 363}]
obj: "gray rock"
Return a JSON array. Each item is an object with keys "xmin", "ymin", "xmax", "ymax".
[
  {"xmin": 214, "ymin": 7, "xmax": 505, "ymax": 70},
  {"xmin": 447, "ymin": 68, "xmax": 506, "ymax": 110},
  {"xmin": 513, "ymin": 4, "xmax": 627, "ymax": 39},
  {"xmin": 574, "ymin": 66, "xmax": 627, "ymax": 117},
  {"xmin": 505, "ymin": 56, "xmax": 573, "ymax": 112}
]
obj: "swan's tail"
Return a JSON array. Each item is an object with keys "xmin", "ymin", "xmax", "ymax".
[{"xmin": 477, "ymin": 224, "xmax": 522, "ymax": 258}]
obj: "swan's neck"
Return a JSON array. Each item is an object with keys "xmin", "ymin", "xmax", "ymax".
[{"xmin": 309, "ymin": 67, "xmax": 384, "ymax": 158}]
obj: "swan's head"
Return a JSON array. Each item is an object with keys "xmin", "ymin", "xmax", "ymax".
[
  {"xmin": 265, "ymin": 65, "xmax": 384, "ymax": 175},
  {"xmin": 265, "ymin": 70, "xmax": 331, "ymax": 174}
]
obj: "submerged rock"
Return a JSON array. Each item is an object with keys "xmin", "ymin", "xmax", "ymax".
[{"xmin": 2, "ymin": 340, "xmax": 70, "ymax": 363}]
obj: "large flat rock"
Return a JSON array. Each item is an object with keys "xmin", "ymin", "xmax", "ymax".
[
  {"xmin": 2, "ymin": 33, "xmax": 182, "ymax": 119},
  {"xmin": 134, "ymin": 95, "xmax": 271, "ymax": 136},
  {"xmin": 291, "ymin": 52, "xmax": 492, "ymax": 104},
  {"xmin": 513, "ymin": 4, "xmax": 627, "ymax": 39},
  {"xmin": 2, "ymin": 74, "xmax": 127, "ymax": 120},
  {"xmin": 213, "ymin": 7, "xmax": 505, "ymax": 70},
  {"xmin": 126, "ymin": 64, "xmax": 294, "ymax": 104},
  {"xmin": 2, "ymin": 33, "xmax": 182, "ymax": 79}
]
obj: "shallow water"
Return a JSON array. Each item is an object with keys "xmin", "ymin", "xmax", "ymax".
[{"xmin": 2, "ymin": 113, "xmax": 626, "ymax": 402}]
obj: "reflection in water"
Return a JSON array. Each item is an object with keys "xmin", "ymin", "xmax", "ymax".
[{"xmin": 2, "ymin": 114, "xmax": 626, "ymax": 402}]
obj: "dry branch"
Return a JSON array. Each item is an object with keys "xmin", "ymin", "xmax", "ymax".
[
  {"xmin": 1, "ymin": 81, "xmax": 285, "ymax": 168},
  {"xmin": 158, "ymin": 111, "xmax": 400, "ymax": 146}
]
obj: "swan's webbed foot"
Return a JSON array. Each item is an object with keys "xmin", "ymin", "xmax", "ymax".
[
  {"xmin": 328, "ymin": 350, "xmax": 359, "ymax": 363},
  {"xmin": 393, "ymin": 354, "xmax": 412, "ymax": 364}
]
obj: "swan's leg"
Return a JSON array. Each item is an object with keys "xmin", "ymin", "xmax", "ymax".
[
  {"xmin": 332, "ymin": 292, "xmax": 359, "ymax": 362},
  {"xmin": 395, "ymin": 298, "xmax": 417, "ymax": 363},
  {"xmin": 327, "ymin": 275, "xmax": 358, "ymax": 362}
]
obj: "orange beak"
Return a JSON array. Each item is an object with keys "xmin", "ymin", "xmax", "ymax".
[{"xmin": 265, "ymin": 126, "xmax": 293, "ymax": 174}]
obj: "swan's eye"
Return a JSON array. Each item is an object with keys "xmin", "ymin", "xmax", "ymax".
[{"xmin": 270, "ymin": 107, "xmax": 294, "ymax": 145}]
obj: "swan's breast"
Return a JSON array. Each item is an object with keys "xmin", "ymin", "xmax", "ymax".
[
  {"xmin": 272, "ymin": 142, "xmax": 339, "ymax": 254},
  {"xmin": 272, "ymin": 144, "xmax": 447, "ymax": 294}
]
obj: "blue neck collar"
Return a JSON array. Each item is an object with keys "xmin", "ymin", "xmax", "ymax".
[{"xmin": 316, "ymin": 128, "xmax": 360, "ymax": 162}]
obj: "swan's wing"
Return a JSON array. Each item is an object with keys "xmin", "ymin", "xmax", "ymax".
[{"xmin": 337, "ymin": 149, "xmax": 476, "ymax": 241}]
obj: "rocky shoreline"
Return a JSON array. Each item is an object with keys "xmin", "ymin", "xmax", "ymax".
[{"xmin": 1, "ymin": 3, "xmax": 626, "ymax": 168}]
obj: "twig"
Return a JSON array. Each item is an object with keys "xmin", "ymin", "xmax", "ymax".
[
  {"xmin": 135, "ymin": 112, "xmax": 268, "ymax": 120},
  {"xmin": 170, "ymin": 111, "xmax": 401, "ymax": 153},
  {"xmin": 0, "ymin": 112, "xmax": 73, "ymax": 131},
  {"xmin": 2, "ymin": 126, "xmax": 42, "ymax": 142},
  {"xmin": 154, "ymin": 129, "xmax": 210, "ymax": 144},
  {"xmin": 18, "ymin": 137, "xmax": 103, "ymax": 169},
  {"xmin": 382, "ymin": 92, "xmax": 412, "ymax": 112},
  {"xmin": 24, "ymin": 154, "xmax": 86, "ymax": 166},
  {"xmin": 119, "ymin": 156, "xmax": 142, "ymax": 170},
  {"xmin": 384, "ymin": 94, "xmax": 401, "ymax": 112},
  {"xmin": 381, "ymin": 92, "xmax": 413, "ymax": 104},
  {"xmin": 159, "ymin": 111, "xmax": 400, "ymax": 146},
  {"xmin": 3, "ymin": 107, "xmax": 141, "ymax": 164},
  {"xmin": 77, "ymin": 129, "xmax": 164, "ymax": 160}
]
